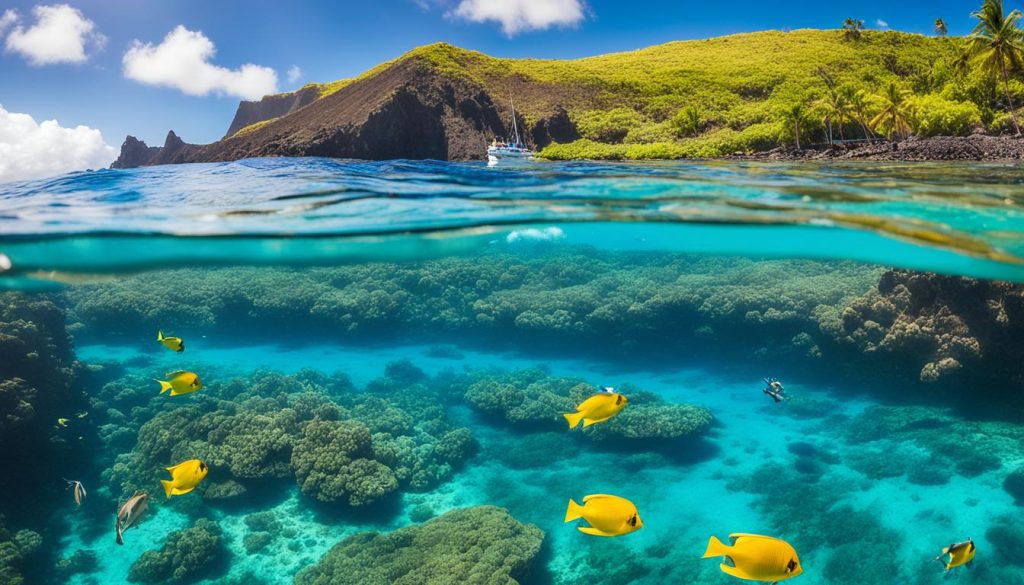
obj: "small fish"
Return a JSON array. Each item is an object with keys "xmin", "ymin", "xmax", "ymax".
[
  {"xmin": 936, "ymin": 538, "xmax": 976, "ymax": 571},
  {"xmin": 75, "ymin": 411, "xmax": 88, "ymax": 419},
  {"xmin": 157, "ymin": 330, "xmax": 184, "ymax": 353},
  {"xmin": 703, "ymin": 533, "xmax": 803, "ymax": 582},
  {"xmin": 563, "ymin": 389, "xmax": 628, "ymax": 429},
  {"xmin": 564, "ymin": 494, "xmax": 643, "ymax": 537},
  {"xmin": 64, "ymin": 479, "xmax": 87, "ymax": 506},
  {"xmin": 55, "ymin": 418, "xmax": 70, "ymax": 428},
  {"xmin": 161, "ymin": 459, "xmax": 208, "ymax": 499},
  {"xmin": 115, "ymin": 491, "xmax": 149, "ymax": 545},
  {"xmin": 155, "ymin": 371, "xmax": 203, "ymax": 396}
]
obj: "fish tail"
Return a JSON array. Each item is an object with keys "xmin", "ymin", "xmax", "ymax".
[
  {"xmin": 703, "ymin": 535, "xmax": 729, "ymax": 558},
  {"xmin": 161, "ymin": 480, "xmax": 174, "ymax": 499},
  {"xmin": 116, "ymin": 520, "xmax": 124, "ymax": 545},
  {"xmin": 157, "ymin": 380, "xmax": 172, "ymax": 394},
  {"xmin": 564, "ymin": 499, "xmax": 584, "ymax": 523},
  {"xmin": 157, "ymin": 330, "xmax": 164, "ymax": 341},
  {"xmin": 563, "ymin": 411, "xmax": 584, "ymax": 429}
]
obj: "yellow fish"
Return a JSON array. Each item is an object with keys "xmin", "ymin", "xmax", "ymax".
[
  {"xmin": 157, "ymin": 330, "xmax": 184, "ymax": 353},
  {"xmin": 55, "ymin": 418, "xmax": 70, "ymax": 428},
  {"xmin": 161, "ymin": 459, "xmax": 208, "ymax": 499},
  {"xmin": 564, "ymin": 494, "xmax": 643, "ymax": 537},
  {"xmin": 563, "ymin": 387, "xmax": 627, "ymax": 429},
  {"xmin": 936, "ymin": 538, "xmax": 975, "ymax": 571},
  {"xmin": 156, "ymin": 371, "xmax": 203, "ymax": 396},
  {"xmin": 703, "ymin": 533, "xmax": 803, "ymax": 582}
]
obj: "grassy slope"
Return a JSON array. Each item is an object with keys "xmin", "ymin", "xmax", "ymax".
[{"xmin": 236, "ymin": 30, "xmax": 966, "ymax": 158}]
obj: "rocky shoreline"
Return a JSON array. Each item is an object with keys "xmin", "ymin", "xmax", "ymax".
[{"xmin": 744, "ymin": 134, "xmax": 1024, "ymax": 162}]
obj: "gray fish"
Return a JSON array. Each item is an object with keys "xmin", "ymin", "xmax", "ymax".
[{"xmin": 115, "ymin": 491, "xmax": 149, "ymax": 545}]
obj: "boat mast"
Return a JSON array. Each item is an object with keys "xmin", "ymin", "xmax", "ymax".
[{"xmin": 509, "ymin": 93, "xmax": 522, "ymax": 146}]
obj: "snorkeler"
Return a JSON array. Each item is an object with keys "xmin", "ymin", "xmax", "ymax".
[{"xmin": 763, "ymin": 378, "xmax": 787, "ymax": 402}]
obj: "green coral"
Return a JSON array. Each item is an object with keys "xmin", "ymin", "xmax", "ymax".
[
  {"xmin": 294, "ymin": 506, "xmax": 544, "ymax": 585},
  {"xmin": 0, "ymin": 517, "xmax": 41, "ymax": 585},
  {"xmin": 127, "ymin": 519, "xmax": 225, "ymax": 584},
  {"xmin": 291, "ymin": 419, "xmax": 398, "ymax": 506}
]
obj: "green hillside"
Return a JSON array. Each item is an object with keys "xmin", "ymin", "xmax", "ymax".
[{"xmin": 240, "ymin": 29, "xmax": 1022, "ymax": 159}]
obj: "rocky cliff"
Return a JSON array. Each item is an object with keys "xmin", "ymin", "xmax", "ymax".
[{"xmin": 112, "ymin": 46, "xmax": 579, "ymax": 167}]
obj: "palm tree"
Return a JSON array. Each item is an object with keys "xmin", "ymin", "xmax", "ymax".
[
  {"xmin": 816, "ymin": 90, "xmax": 850, "ymax": 144},
  {"xmin": 840, "ymin": 85, "xmax": 876, "ymax": 139},
  {"xmin": 843, "ymin": 17, "xmax": 865, "ymax": 41},
  {"xmin": 935, "ymin": 18, "xmax": 949, "ymax": 36},
  {"xmin": 870, "ymin": 82, "xmax": 914, "ymax": 140},
  {"xmin": 781, "ymin": 101, "xmax": 811, "ymax": 149},
  {"xmin": 963, "ymin": 0, "xmax": 1024, "ymax": 135}
]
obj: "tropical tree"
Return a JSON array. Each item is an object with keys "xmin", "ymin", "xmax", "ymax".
[
  {"xmin": 870, "ymin": 82, "xmax": 915, "ymax": 140},
  {"xmin": 935, "ymin": 18, "xmax": 948, "ymax": 36},
  {"xmin": 780, "ymin": 101, "xmax": 811, "ymax": 149},
  {"xmin": 840, "ymin": 85, "xmax": 876, "ymax": 138},
  {"xmin": 963, "ymin": 0, "xmax": 1024, "ymax": 135},
  {"xmin": 843, "ymin": 17, "xmax": 865, "ymax": 41},
  {"xmin": 816, "ymin": 90, "xmax": 851, "ymax": 143}
]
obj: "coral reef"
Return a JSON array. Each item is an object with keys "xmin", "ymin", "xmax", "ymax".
[
  {"xmin": 54, "ymin": 549, "xmax": 98, "ymax": 579},
  {"xmin": 127, "ymin": 519, "xmax": 226, "ymax": 584},
  {"xmin": 294, "ymin": 506, "xmax": 544, "ymax": 585},
  {"xmin": 460, "ymin": 369, "xmax": 712, "ymax": 441},
  {"xmin": 104, "ymin": 365, "xmax": 474, "ymax": 508},
  {"xmin": 987, "ymin": 515, "xmax": 1024, "ymax": 566},
  {"xmin": 1005, "ymin": 467, "xmax": 1024, "ymax": 505},
  {"xmin": 831, "ymin": 269, "xmax": 1024, "ymax": 383},
  {"xmin": 0, "ymin": 516, "xmax": 41, "ymax": 585}
]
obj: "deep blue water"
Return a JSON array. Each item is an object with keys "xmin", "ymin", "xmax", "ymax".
[{"xmin": 1, "ymin": 158, "xmax": 1023, "ymax": 585}]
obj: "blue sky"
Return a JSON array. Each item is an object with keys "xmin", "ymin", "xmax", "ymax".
[{"xmin": 0, "ymin": 0, "xmax": 1016, "ymax": 180}]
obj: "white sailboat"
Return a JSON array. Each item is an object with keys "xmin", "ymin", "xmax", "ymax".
[{"xmin": 487, "ymin": 95, "xmax": 535, "ymax": 164}]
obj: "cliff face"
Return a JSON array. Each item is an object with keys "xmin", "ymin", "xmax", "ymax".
[
  {"xmin": 223, "ymin": 85, "xmax": 321, "ymax": 138},
  {"xmin": 112, "ymin": 47, "xmax": 580, "ymax": 168}
]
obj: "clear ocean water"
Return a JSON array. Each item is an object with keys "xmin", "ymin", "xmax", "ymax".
[{"xmin": 1, "ymin": 158, "xmax": 1022, "ymax": 585}]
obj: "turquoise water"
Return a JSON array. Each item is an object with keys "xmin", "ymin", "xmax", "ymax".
[{"xmin": 1, "ymin": 159, "xmax": 1023, "ymax": 584}]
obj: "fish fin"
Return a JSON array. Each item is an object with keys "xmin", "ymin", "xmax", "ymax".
[
  {"xmin": 116, "ymin": 520, "xmax": 124, "ymax": 545},
  {"xmin": 164, "ymin": 370, "xmax": 189, "ymax": 378},
  {"xmin": 719, "ymin": 564, "xmax": 753, "ymax": 580},
  {"xmin": 564, "ymin": 499, "xmax": 583, "ymax": 523},
  {"xmin": 577, "ymin": 526, "xmax": 619, "ymax": 537},
  {"xmin": 728, "ymin": 533, "xmax": 774, "ymax": 545},
  {"xmin": 563, "ymin": 411, "xmax": 584, "ymax": 429},
  {"xmin": 177, "ymin": 342, "xmax": 184, "ymax": 353},
  {"xmin": 157, "ymin": 380, "xmax": 172, "ymax": 394},
  {"xmin": 582, "ymin": 494, "xmax": 615, "ymax": 503},
  {"xmin": 161, "ymin": 480, "xmax": 174, "ymax": 499},
  {"xmin": 703, "ymin": 535, "xmax": 729, "ymax": 558},
  {"xmin": 171, "ymin": 486, "xmax": 195, "ymax": 496},
  {"xmin": 581, "ymin": 417, "xmax": 601, "ymax": 427}
]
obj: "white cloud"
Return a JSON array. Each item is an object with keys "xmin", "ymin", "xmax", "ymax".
[
  {"xmin": 287, "ymin": 65, "xmax": 302, "ymax": 84},
  {"xmin": 450, "ymin": 0, "xmax": 586, "ymax": 35},
  {"xmin": 0, "ymin": 105, "xmax": 116, "ymax": 183},
  {"xmin": 875, "ymin": 19, "xmax": 889, "ymax": 29},
  {"xmin": 0, "ymin": 10, "xmax": 17, "ymax": 35},
  {"xmin": 123, "ymin": 25, "xmax": 278, "ymax": 100},
  {"xmin": 4, "ymin": 4, "xmax": 105, "ymax": 66}
]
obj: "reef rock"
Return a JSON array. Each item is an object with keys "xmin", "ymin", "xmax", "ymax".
[
  {"xmin": 127, "ymin": 519, "xmax": 225, "ymax": 584},
  {"xmin": 294, "ymin": 506, "xmax": 544, "ymax": 585}
]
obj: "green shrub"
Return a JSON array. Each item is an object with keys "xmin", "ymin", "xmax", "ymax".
[
  {"xmin": 909, "ymin": 94, "xmax": 981, "ymax": 137},
  {"xmin": 575, "ymin": 108, "xmax": 644, "ymax": 143}
]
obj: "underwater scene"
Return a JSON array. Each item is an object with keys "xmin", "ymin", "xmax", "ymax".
[{"xmin": 2, "ymin": 159, "xmax": 1024, "ymax": 585}]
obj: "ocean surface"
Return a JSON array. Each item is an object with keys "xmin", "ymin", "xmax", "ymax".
[{"xmin": 1, "ymin": 158, "xmax": 1022, "ymax": 585}]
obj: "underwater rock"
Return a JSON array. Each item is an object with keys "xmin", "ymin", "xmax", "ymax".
[
  {"xmin": 202, "ymin": 480, "xmax": 248, "ymax": 501},
  {"xmin": 294, "ymin": 506, "xmax": 544, "ymax": 585},
  {"xmin": 409, "ymin": 504, "xmax": 435, "ymax": 523},
  {"xmin": 127, "ymin": 519, "xmax": 226, "ymax": 584},
  {"xmin": 987, "ymin": 516, "xmax": 1024, "ymax": 566},
  {"xmin": 243, "ymin": 532, "xmax": 274, "ymax": 555}
]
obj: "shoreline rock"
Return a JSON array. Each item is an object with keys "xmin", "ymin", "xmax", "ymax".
[{"xmin": 742, "ymin": 135, "xmax": 1024, "ymax": 162}]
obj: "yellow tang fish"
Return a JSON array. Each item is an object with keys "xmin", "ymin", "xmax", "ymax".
[
  {"xmin": 703, "ymin": 533, "xmax": 803, "ymax": 582},
  {"xmin": 936, "ymin": 538, "xmax": 975, "ymax": 571},
  {"xmin": 157, "ymin": 330, "xmax": 184, "ymax": 353},
  {"xmin": 156, "ymin": 371, "xmax": 203, "ymax": 396},
  {"xmin": 161, "ymin": 459, "xmax": 208, "ymax": 499},
  {"xmin": 564, "ymin": 494, "xmax": 643, "ymax": 537},
  {"xmin": 55, "ymin": 418, "xmax": 70, "ymax": 428},
  {"xmin": 563, "ymin": 387, "xmax": 628, "ymax": 429}
]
